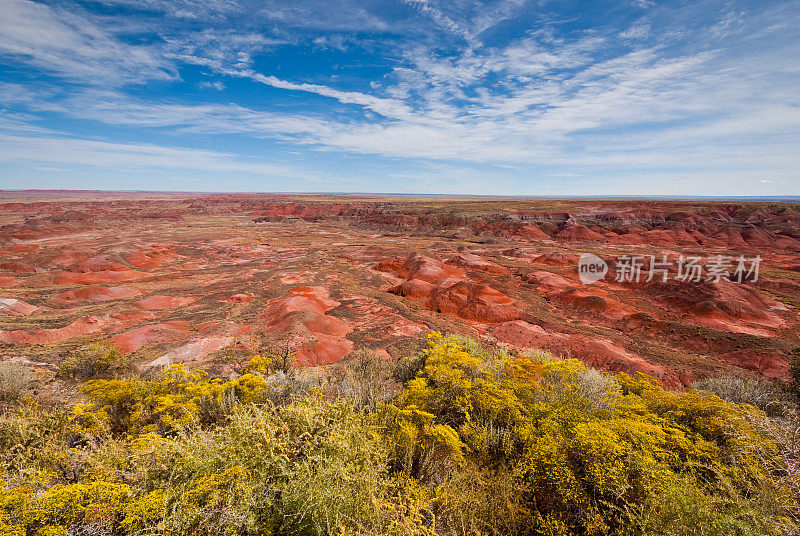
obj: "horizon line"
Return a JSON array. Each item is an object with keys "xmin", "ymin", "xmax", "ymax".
[{"xmin": 0, "ymin": 189, "xmax": 799, "ymax": 202}]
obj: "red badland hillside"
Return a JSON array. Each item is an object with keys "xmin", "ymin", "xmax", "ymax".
[{"xmin": 0, "ymin": 193, "xmax": 798, "ymax": 386}]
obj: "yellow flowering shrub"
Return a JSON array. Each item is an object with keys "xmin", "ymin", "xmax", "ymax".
[
  {"xmin": 120, "ymin": 489, "xmax": 165, "ymax": 532},
  {"xmin": 242, "ymin": 353, "xmax": 272, "ymax": 374},
  {"xmin": 394, "ymin": 334, "xmax": 793, "ymax": 535},
  {"xmin": 72, "ymin": 362, "xmax": 271, "ymax": 437},
  {"xmin": 0, "ymin": 487, "xmax": 28, "ymax": 536},
  {"xmin": 0, "ymin": 335, "xmax": 796, "ymax": 535},
  {"xmin": 29, "ymin": 481, "xmax": 131, "ymax": 527}
]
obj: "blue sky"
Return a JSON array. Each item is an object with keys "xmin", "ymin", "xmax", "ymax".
[{"xmin": 0, "ymin": 0, "xmax": 798, "ymax": 195}]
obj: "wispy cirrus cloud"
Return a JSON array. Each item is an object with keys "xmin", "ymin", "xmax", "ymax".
[
  {"xmin": 400, "ymin": 0, "xmax": 477, "ymax": 43},
  {"xmin": 0, "ymin": 0, "xmax": 798, "ymax": 194},
  {"xmin": 96, "ymin": 0, "xmax": 243, "ymax": 20},
  {"xmin": 0, "ymin": 132, "xmax": 315, "ymax": 178},
  {"xmin": 0, "ymin": 0, "xmax": 176, "ymax": 84}
]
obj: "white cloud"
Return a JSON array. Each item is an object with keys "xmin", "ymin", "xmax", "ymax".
[
  {"xmin": 400, "ymin": 0, "xmax": 476, "ymax": 43},
  {"xmin": 199, "ymin": 80, "xmax": 226, "ymax": 91},
  {"xmin": 620, "ymin": 18, "xmax": 651, "ymax": 40},
  {"xmin": 0, "ymin": 0, "xmax": 175, "ymax": 84},
  {"xmin": 0, "ymin": 133, "xmax": 314, "ymax": 179},
  {"xmin": 709, "ymin": 10, "xmax": 746, "ymax": 39},
  {"xmin": 97, "ymin": 0, "xmax": 242, "ymax": 20},
  {"xmin": 0, "ymin": 0, "xmax": 798, "ymax": 193},
  {"xmin": 230, "ymin": 70, "xmax": 417, "ymax": 121},
  {"xmin": 169, "ymin": 29, "xmax": 285, "ymax": 71}
]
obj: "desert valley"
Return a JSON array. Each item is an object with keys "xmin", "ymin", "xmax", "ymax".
[{"xmin": 1, "ymin": 192, "xmax": 798, "ymax": 393}]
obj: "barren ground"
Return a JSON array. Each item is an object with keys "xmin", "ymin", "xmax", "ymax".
[{"xmin": 1, "ymin": 191, "xmax": 799, "ymax": 389}]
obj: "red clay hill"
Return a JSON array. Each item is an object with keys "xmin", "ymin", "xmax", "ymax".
[{"xmin": 0, "ymin": 191, "xmax": 798, "ymax": 387}]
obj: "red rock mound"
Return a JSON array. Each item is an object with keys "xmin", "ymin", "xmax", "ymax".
[
  {"xmin": 51, "ymin": 270, "xmax": 146, "ymax": 285},
  {"xmin": 135, "ymin": 295, "xmax": 197, "ymax": 310},
  {"xmin": 342, "ymin": 295, "xmax": 430, "ymax": 338},
  {"xmin": 379, "ymin": 253, "xmax": 521, "ymax": 323},
  {"xmin": 533, "ymin": 252, "xmax": 579, "ymax": 265},
  {"xmin": 375, "ymin": 253, "xmax": 465, "ymax": 283},
  {"xmin": 58, "ymin": 285, "xmax": 142, "ymax": 302},
  {"xmin": 267, "ymin": 286, "xmax": 340, "ymax": 317},
  {"xmin": 716, "ymin": 349, "xmax": 788, "ymax": 379},
  {"xmin": 556, "ymin": 224, "xmax": 605, "ymax": 242},
  {"xmin": 0, "ymin": 262, "xmax": 42, "ymax": 273},
  {"xmin": 0, "ymin": 298, "xmax": 38, "ymax": 315},
  {"xmin": 707, "ymin": 229, "xmax": 749, "ymax": 249},
  {"xmin": 125, "ymin": 247, "xmax": 184, "ymax": 269},
  {"xmin": 427, "ymin": 280, "xmax": 522, "ymax": 323},
  {"xmin": 0, "ymin": 310, "xmax": 152, "ymax": 344},
  {"xmin": 647, "ymin": 279, "xmax": 787, "ymax": 335},
  {"xmin": 489, "ymin": 320, "xmax": 565, "ymax": 349},
  {"xmin": 445, "ymin": 253, "xmax": 510, "ymax": 275},
  {"xmin": 113, "ymin": 320, "xmax": 190, "ymax": 353},
  {"xmin": 567, "ymin": 334, "xmax": 667, "ymax": 378},
  {"xmin": 0, "ymin": 316, "xmax": 105, "ymax": 344},
  {"xmin": 145, "ymin": 337, "xmax": 235, "ymax": 369},
  {"xmin": 70, "ymin": 255, "xmax": 129, "ymax": 272},
  {"xmin": 388, "ymin": 279, "xmax": 435, "ymax": 298},
  {"xmin": 554, "ymin": 288, "xmax": 634, "ymax": 320},
  {"xmin": 522, "ymin": 270, "xmax": 574, "ymax": 294},
  {"xmin": 489, "ymin": 321, "xmax": 666, "ymax": 378},
  {"xmin": 264, "ymin": 286, "xmax": 354, "ymax": 366},
  {"xmin": 197, "ymin": 321, "xmax": 252, "ymax": 338},
  {"xmin": 294, "ymin": 339, "xmax": 354, "ymax": 367},
  {"xmin": 480, "ymin": 221, "xmax": 549, "ymax": 241}
]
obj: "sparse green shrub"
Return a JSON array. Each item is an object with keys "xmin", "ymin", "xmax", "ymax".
[
  {"xmin": 789, "ymin": 347, "xmax": 800, "ymax": 400},
  {"xmin": 58, "ymin": 342, "xmax": 126, "ymax": 380},
  {"xmin": 692, "ymin": 374, "xmax": 795, "ymax": 417},
  {"xmin": 433, "ymin": 461, "xmax": 527, "ymax": 536},
  {"xmin": 339, "ymin": 349, "xmax": 395, "ymax": 411},
  {"xmin": 0, "ymin": 362, "xmax": 30, "ymax": 402}
]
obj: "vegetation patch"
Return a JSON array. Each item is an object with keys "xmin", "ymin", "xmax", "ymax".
[{"xmin": 1, "ymin": 335, "xmax": 797, "ymax": 535}]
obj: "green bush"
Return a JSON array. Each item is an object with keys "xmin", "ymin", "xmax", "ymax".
[
  {"xmin": 58, "ymin": 342, "xmax": 126, "ymax": 379},
  {"xmin": 692, "ymin": 374, "xmax": 795, "ymax": 418},
  {"xmin": 0, "ymin": 362, "xmax": 30, "ymax": 402}
]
